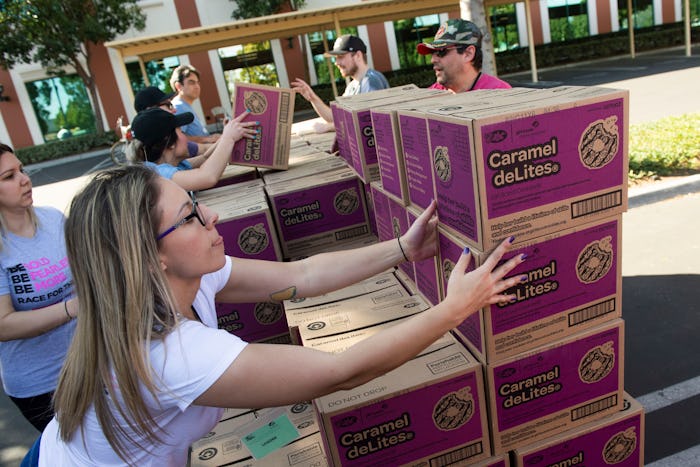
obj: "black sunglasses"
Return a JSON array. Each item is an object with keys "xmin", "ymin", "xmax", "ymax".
[
  {"xmin": 432, "ymin": 46, "xmax": 466, "ymax": 58},
  {"xmin": 156, "ymin": 191, "xmax": 206, "ymax": 240}
]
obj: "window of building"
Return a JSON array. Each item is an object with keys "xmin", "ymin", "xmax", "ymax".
[
  {"xmin": 393, "ymin": 15, "xmax": 440, "ymax": 68},
  {"xmin": 489, "ymin": 5, "xmax": 520, "ymax": 52},
  {"xmin": 25, "ymin": 75, "xmax": 95, "ymax": 142},
  {"xmin": 219, "ymin": 41, "xmax": 278, "ymax": 97},
  {"xmin": 548, "ymin": 0, "xmax": 590, "ymax": 42},
  {"xmin": 617, "ymin": 0, "xmax": 655, "ymax": 29},
  {"xmin": 693, "ymin": 0, "xmax": 700, "ymax": 25}
]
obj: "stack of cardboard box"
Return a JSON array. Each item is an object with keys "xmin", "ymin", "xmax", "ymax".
[{"xmin": 364, "ymin": 85, "xmax": 645, "ymax": 465}]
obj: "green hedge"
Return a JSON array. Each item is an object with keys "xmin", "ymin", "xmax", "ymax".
[{"xmin": 16, "ymin": 131, "xmax": 117, "ymax": 165}]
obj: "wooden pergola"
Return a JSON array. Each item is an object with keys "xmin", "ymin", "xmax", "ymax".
[{"xmin": 105, "ymin": 0, "xmax": 694, "ymax": 91}]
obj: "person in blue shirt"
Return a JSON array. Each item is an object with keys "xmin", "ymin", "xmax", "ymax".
[
  {"xmin": 129, "ymin": 108, "xmax": 258, "ymax": 191},
  {"xmin": 170, "ymin": 65, "xmax": 220, "ymax": 144}
]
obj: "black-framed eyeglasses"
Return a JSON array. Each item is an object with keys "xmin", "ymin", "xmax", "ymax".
[
  {"xmin": 156, "ymin": 191, "xmax": 206, "ymax": 240},
  {"xmin": 432, "ymin": 46, "xmax": 466, "ymax": 58},
  {"xmin": 158, "ymin": 101, "xmax": 174, "ymax": 110}
]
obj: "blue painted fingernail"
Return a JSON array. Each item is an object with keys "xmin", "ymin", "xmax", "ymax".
[
  {"xmin": 510, "ymin": 296, "xmax": 517, "ymax": 302},
  {"xmin": 246, "ymin": 108, "xmax": 251, "ymax": 112},
  {"xmin": 520, "ymin": 275, "xmax": 528, "ymax": 282},
  {"xmin": 520, "ymin": 253, "xmax": 527, "ymax": 260},
  {"xmin": 256, "ymin": 121, "xmax": 260, "ymax": 125},
  {"xmin": 508, "ymin": 236, "xmax": 515, "ymax": 243},
  {"xmin": 463, "ymin": 247, "xmax": 470, "ymax": 254}
]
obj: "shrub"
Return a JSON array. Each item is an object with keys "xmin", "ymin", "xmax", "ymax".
[
  {"xmin": 15, "ymin": 132, "xmax": 117, "ymax": 165},
  {"xmin": 628, "ymin": 113, "xmax": 700, "ymax": 179}
]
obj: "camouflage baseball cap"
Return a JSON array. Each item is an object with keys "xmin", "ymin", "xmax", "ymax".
[{"xmin": 416, "ymin": 19, "xmax": 482, "ymax": 55}]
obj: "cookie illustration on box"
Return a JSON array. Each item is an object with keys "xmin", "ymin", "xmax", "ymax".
[
  {"xmin": 392, "ymin": 217, "xmax": 401, "ymax": 239},
  {"xmin": 579, "ymin": 116, "xmax": 619, "ymax": 169},
  {"xmin": 432, "ymin": 387, "xmax": 474, "ymax": 431},
  {"xmin": 334, "ymin": 188, "xmax": 360, "ymax": 215},
  {"xmin": 579, "ymin": 340, "xmax": 615, "ymax": 383},
  {"xmin": 576, "ymin": 235, "xmax": 614, "ymax": 284},
  {"xmin": 433, "ymin": 145, "xmax": 452, "ymax": 182},
  {"xmin": 254, "ymin": 302, "xmax": 283, "ymax": 325},
  {"xmin": 238, "ymin": 224, "xmax": 269, "ymax": 255},
  {"xmin": 244, "ymin": 91, "xmax": 267, "ymax": 114},
  {"xmin": 603, "ymin": 427, "xmax": 637, "ymax": 464},
  {"xmin": 443, "ymin": 259, "xmax": 456, "ymax": 284}
]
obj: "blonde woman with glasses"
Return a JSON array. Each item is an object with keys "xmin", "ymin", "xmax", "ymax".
[{"xmin": 28, "ymin": 165, "xmax": 524, "ymax": 466}]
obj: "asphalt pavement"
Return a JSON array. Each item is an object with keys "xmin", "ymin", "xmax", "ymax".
[{"xmin": 1, "ymin": 46, "xmax": 699, "ymax": 466}]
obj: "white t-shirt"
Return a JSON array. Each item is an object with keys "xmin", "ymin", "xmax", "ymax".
[{"xmin": 40, "ymin": 258, "xmax": 246, "ymax": 466}]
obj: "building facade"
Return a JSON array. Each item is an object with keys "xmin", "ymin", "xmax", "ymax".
[{"xmin": 0, "ymin": 0, "xmax": 696, "ymax": 149}]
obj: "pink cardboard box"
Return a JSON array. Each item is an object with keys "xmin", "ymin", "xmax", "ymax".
[
  {"xmin": 312, "ymin": 321, "xmax": 492, "ymax": 466},
  {"xmin": 332, "ymin": 85, "xmax": 426, "ymax": 183},
  {"xmin": 231, "ymin": 82, "xmax": 294, "ymax": 170},
  {"xmin": 216, "ymin": 300, "xmax": 289, "ymax": 343},
  {"xmin": 369, "ymin": 90, "xmax": 448, "ymax": 204},
  {"xmin": 486, "ymin": 319, "xmax": 625, "ymax": 454},
  {"xmin": 265, "ymin": 167, "xmax": 372, "ymax": 260},
  {"xmin": 369, "ymin": 183, "xmax": 414, "ymax": 283},
  {"xmin": 441, "ymin": 216, "xmax": 622, "ymax": 363},
  {"xmin": 513, "ymin": 392, "xmax": 644, "ymax": 467},
  {"xmin": 400, "ymin": 86, "xmax": 629, "ymax": 250}
]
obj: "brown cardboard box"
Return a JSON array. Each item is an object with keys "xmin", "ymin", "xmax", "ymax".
[
  {"xmin": 398, "ymin": 85, "xmax": 629, "ymax": 250},
  {"xmin": 439, "ymin": 215, "xmax": 623, "ymax": 363},
  {"xmin": 292, "ymin": 284, "xmax": 429, "ymax": 346},
  {"xmin": 512, "ymin": 392, "xmax": 644, "ymax": 467},
  {"xmin": 265, "ymin": 167, "xmax": 372, "ymax": 260},
  {"xmin": 231, "ymin": 82, "xmax": 295, "ymax": 170},
  {"xmin": 311, "ymin": 322, "xmax": 492, "ymax": 466},
  {"xmin": 485, "ymin": 319, "xmax": 625, "ymax": 454},
  {"xmin": 189, "ymin": 403, "xmax": 322, "ymax": 466},
  {"xmin": 331, "ymin": 85, "xmax": 445, "ymax": 183}
]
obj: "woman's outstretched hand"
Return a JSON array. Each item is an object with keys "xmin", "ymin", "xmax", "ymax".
[
  {"xmin": 399, "ymin": 200, "xmax": 439, "ymax": 262},
  {"xmin": 222, "ymin": 109, "xmax": 259, "ymax": 142},
  {"xmin": 442, "ymin": 237, "xmax": 526, "ymax": 324}
]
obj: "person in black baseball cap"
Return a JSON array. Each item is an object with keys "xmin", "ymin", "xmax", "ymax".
[
  {"xmin": 417, "ymin": 19, "xmax": 511, "ymax": 93},
  {"xmin": 134, "ymin": 86, "xmax": 214, "ymax": 159},
  {"xmin": 291, "ymin": 34, "xmax": 389, "ymax": 131},
  {"xmin": 134, "ymin": 86, "xmax": 177, "ymax": 112},
  {"xmin": 130, "ymin": 107, "xmax": 259, "ymax": 191}
]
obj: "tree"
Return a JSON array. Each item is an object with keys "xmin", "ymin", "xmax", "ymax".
[
  {"xmin": 230, "ymin": 0, "xmax": 306, "ymax": 20},
  {"xmin": 461, "ymin": 0, "xmax": 498, "ymax": 76},
  {"xmin": 0, "ymin": 1, "xmax": 146, "ymax": 136}
]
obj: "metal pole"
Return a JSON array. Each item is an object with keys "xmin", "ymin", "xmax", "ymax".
[
  {"xmin": 684, "ymin": 0, "xmax": 692, "ymax": 56},
  {"xmin": 627, "ymin": 0, "xmax": 635, "ymax": 58},
  {"xmin": 524, "ymin": 0, "xmax": 538, "ymax": 83}
]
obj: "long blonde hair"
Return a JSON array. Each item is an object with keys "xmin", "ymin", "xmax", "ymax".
[
  {"xmin": 0, "ymin": 143, "xmax": 38, "ymax": 251},
  {"xmin": 55, "ymin": 165, "xmax": 179, "ymax": 463}
]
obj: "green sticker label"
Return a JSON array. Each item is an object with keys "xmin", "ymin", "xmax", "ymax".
[{"xmin": 241, "ymin": 414, "xmax": 299, "ymax": 459}]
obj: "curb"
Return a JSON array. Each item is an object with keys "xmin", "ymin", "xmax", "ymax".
[
  {"xmin": 628, "ymin": 174, "xmax": 700, "ymax": 208},
  {"xmin": 24, "ymin": 148, "xmax": 111, "ymax": 173}
]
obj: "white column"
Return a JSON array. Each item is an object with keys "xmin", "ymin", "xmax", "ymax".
[
  {"xmin": 384, "ymin": 21, "xmax": 400, "ymax": 71},
  {"xmin": 540, "ymin": 0, "xmax": 552, "ymax": 44},
  {"xmin": 270, "ymin": 39, "xmax": 290, "ymax": 89},
  {"xmin": 588, "ymin": 0, "xmax": 599, "ymax": 35},
  {"xmin": 517, "ymin": 3, "xmax": 530, "ymax": 46},
  {"xmin": 611, "ymin": 0, "xmax": 620, "ymax": 32}
]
